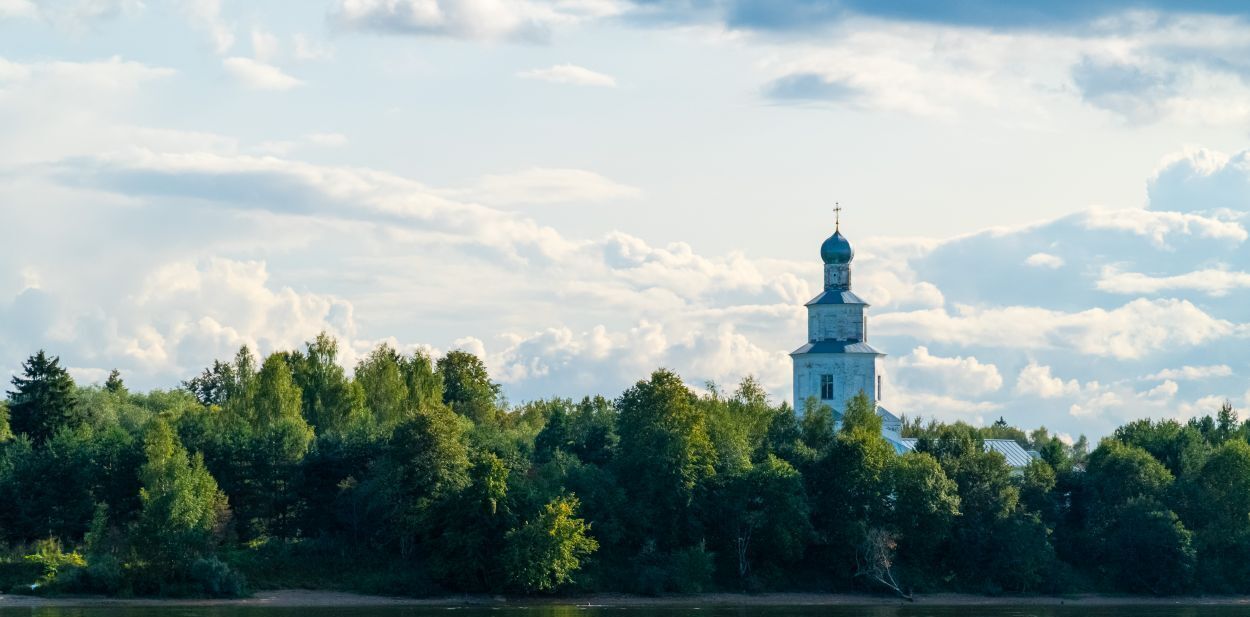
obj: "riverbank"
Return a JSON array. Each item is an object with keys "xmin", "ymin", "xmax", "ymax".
[{"xmin": 6, "ymin": 590, "xmax": 1250, "ymax": 608}]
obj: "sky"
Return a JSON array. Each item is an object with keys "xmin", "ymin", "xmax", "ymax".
[{"xmin": 3, "ymin": 0, "xmax": 1250, "ymax": 440}]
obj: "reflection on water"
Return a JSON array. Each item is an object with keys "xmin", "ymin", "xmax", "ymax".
[{"xmin": 2, "ymin": 605, "xmax": 1249, "ymax": 617}]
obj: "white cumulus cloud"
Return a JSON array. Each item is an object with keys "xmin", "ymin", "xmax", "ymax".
[
  {"xmin": 895, "ymin": 346, "xmax": 1003, "ymax": 395},
  {"xmin": 1097, "ymin": 265, "xmax": 1250, "ymax": 297},
  {"xmin": 518, "ymin": 63, "xmax": 617, "ymax": 87},
  {"xmin": 1025, "ymin": 252, "xmax": 1064, "ymax": 268},
  {"xmin": 1016, "ymin": 363, "xmax": 1084, "ymax": 399},
  {"xmin": 1145, "ymin": 365, "xmax": 1234, "ymax": 381},
  {"xmin": 223, "ymin": 57, "xmax": 303, "ymax": 91}
]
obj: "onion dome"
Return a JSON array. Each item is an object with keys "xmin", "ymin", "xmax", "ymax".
[{"xmin": 821, "ymin": 229, "xmax": 854, "ymax": 265}]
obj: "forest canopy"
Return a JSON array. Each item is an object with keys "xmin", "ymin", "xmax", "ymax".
[{"xmin": 0, "ymin": 336, "xmax": 1245, "ymax": 598}]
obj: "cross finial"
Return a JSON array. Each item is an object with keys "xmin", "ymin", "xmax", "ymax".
[{"xmin": 833, "ymin": 202, "xmax": 842, "ymax": 231}]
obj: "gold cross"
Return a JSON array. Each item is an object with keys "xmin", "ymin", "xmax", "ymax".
[{"xmin": 833, "ymin": 203, "xmax": 842, "ymax": 230}]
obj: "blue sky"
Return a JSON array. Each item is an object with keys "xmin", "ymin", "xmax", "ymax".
[{"xmin": 4, "ymin": 0, "xmax": 1250, "ymax": 439}]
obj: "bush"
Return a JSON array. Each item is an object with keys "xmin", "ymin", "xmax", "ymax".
[
  {"xmin": 190, "ymin": 557, "xmax": 247, "ymax": 598},
  {"xmin": 629, "ymin": 541, "xmax": 715, "ymax": 595},
  {"xmin": 56, "ymin": 555, "xmax": 126, "ymax": 595},
  {"xmin": 668, "ymin": 543, "xmax": 715, "ymax": 593},
  {"xmin": 24, "ymin": 538, "xmax": 85, "ymax": 588}
]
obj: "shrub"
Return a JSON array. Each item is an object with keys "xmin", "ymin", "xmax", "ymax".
[{"xmin": 190, "ymin": 557, "xmax": 247, "ymax": 598}]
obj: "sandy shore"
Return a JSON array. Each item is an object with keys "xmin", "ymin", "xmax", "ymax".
[{"xmin": 5, "ymin": 590, "xmax": 1250, "ymax": 608}]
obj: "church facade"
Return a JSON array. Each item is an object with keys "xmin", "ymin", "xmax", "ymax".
[{"xmin": 791, "ymin": 214, "xmax": 907, "ymax": 452}]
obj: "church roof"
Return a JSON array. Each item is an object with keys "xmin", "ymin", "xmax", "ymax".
[
  {"xmin": 899, "ymin": 438, "xmax": 1037, "ymax": 468},
  {"xmin": 877, "ymin": 405, "xmax": 901, "ymax": 423},
  {"xmin": 805, "ymin": 289, "xmax": 869, "ymax": 306},
  {"xmin": 790, "ymin": 340, "xmax": 883, "ymax": 356},
  {"xmin": 821, "ymin": 229, "xmax": 854, "ymax": 264}
]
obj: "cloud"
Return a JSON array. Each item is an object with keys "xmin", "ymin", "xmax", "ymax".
[
  {"xmin": 1149, "ymin": 148, "xmax": 1250, "ymax": 213},
  {"xmin": 0, "ymin": 0, "xmax": 142, "ymax": 26},
  {"xmin": 1016, "ymin": 362, "xmax": 1083, "ymax": 398},
  {"xmin": 329, "ymin": 0, "xmax": 585, "ymax": 42},
  {"xmin": 293, "ymin": 34, "xmax": 334, "ymax": 61},
  {"xmin": 251, "ymin": 28, "xmax": 280, "ymax": 64},
  {"xmin": 725, "ymin": 1, "xmax": 1250, "ymax": 32},
  {"xmin": 185, "ymin": 0, "xmax": 234, "ymax": 54},
  {"xmin": 518, "ymin": 63, "xmax": 617, "ymax": 86},
  {"xmin": 762, "ymin": 72, "xmax": 859, "ymax": 103},
  {"xmin": 895, "ymin": 346, "xmax": 1003, "ymax": 395},
  {"xmin": 1024, "ymin": 252, "xmax": 1064, "ymax": 268},
  {"xmin": 887, "ymin": 390, "xmax": 1002, "ymax": 416},
  {"xmin": 619, "ymin": 0, "xmax": 1250, "ymax": 33},
  {"xmin": 223, "ymin": 57, "xmax": 304, "ymax": 91},
  {"xmin": 1145, "ymin": 364, "xmax": 1233, "ymax": 381},
  {"xmin": 254, "ymin": 133, "xmax": 350, "ymax": 155},
  {"xmin": 1, "ymin": 257, "xmax": 358, "ymax": 383},
  {"xmin": 877, "ymin": 298, "xmax": 1244, "ymax": 360},
  {"xmin": 458, "ymin": 167, "xmax": 640, "ymax": 206},
  {"xmin": 0, "ymin": 0, "xmax": 36, "ymax": 18},
  {"xmin": 1097, "ymin": 265, "xmax": 1250, "ymax": 296},
  {"xmin": 1070, "ymin": 54, "xmax": 1178, "ymax": 121},
  {"xmin": 1080, "ymin": 206, "xmax": 1246, "ymax": 246}
]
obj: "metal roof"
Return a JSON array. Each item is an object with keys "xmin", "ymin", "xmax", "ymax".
[
  {"xmin": 790, "ymin": 340, "xmax": 883, "ymax": 356},
  {"xmin": 877, "ymin": 405, "xmax": 901, "ymax": 423},
  {"xmin": 806, "ymin": 289, "xmax": 869, "ymax": 306},
  {"xmin": 899, "ymin": 438, "xmax": 1036, "ymax": 468}
]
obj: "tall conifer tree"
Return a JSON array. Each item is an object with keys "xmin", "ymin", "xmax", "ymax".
[{"xmin": 6, "ymin": 350, "xmax": 82, "ymax": 443}]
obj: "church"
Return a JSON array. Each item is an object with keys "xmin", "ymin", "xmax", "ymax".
[
  {"xmin": 790, "ymin": 213, "xmax": 1035, "ymax": 467},
  {"xmin": 790, "ymin": 210, "xmax": 908, "ymax": 453},
  {"xmin": 791, "ymin": 212, "xmax": 1036, "ymax": 467}
]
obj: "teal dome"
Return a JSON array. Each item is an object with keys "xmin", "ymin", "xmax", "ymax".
[{"xmin": 821, "ymin": 230, "xmax": 854, "ymax": 264}]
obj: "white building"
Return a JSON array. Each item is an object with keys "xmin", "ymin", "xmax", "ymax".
[
  {"xmin": 790, "ymin": 214, "xmax": 1037, "ymax": 467},
  {"xmin": 790, "ymin": 213, "xmax": 907, "ymax": 452}
]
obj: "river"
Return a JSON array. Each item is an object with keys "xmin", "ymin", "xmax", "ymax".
[{"xmin": 3, "ymin": 606, "xmax": 1249, "ymax": 617}]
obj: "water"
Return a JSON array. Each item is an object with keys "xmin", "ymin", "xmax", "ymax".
[{"xmin": 1, "ymin": 606, "xmax": 1248, "ymax": 617}]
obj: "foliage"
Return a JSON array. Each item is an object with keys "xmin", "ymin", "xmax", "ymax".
[
  {"xmin": 438, "ymin": 350, "xmax": 501, "ymax": 424},
  {"xmin": 503, "ymin": 495, "xmax": 598, "ymax": 592},
  {"xmin": 4, "ymin": 337, "xmax": 1250, "ymax": 598},
  {"xmin": 6, "ymin": 350, "xmax": 83, "ymax": 443},
  {"xmin": 615, "ymin": 369, "xmax": 715, "ymax": 551},
  {"xmin": 133, "ymin": 419, "xmax": 229, "ymax": 576}
]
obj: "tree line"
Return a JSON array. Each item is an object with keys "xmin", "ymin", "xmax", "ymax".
[{"xmin": 0, "ymin": 334, "xmax": 1245, "ymax": 597}]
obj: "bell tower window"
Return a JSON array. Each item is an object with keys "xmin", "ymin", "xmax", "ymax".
[{"xmin": 820, "ymin": 374, "xmax": 834, "ymax": 400}]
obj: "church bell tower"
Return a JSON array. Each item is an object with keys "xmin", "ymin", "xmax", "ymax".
[{"xmin": 790, "ymin": 206, "xmax": 902, "ymax": 440}]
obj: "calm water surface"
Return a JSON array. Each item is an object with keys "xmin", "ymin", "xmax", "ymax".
[{"xmin": 2, "ymin": 606, "xmax": 1248, "ymax": 617}]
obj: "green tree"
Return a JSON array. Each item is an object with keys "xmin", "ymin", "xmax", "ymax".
[
  {"xmin": 503, "ymin": 495, "xmax": 598, "ymax": 592},
  {"xmin": 841, "ymin": 391, "xmax": 881, "ymax": 435},
  {"xmin": 374, "ymin": 405, "xmax": 472, "ymax": 556},
  {"xmin": 1019, "ymin": 458, "xmax": 1059, "ymax": 524},
  {"xmin": 252, "ymin": 353, "xmax": 303, "ymax": 427},
  {"xmin": 6, "ymin": 350, "xmax": 82, "ymax": 443},
  {"xmin": 355, "ymin": 343, "xmax": 408, "ymax": 427},
  {"xmin": 889, "ymin": 451, "xmax": 959, "ymax": 576},
  {"xmin": 1113, "ymin": 419, "xmax": 1207, "ymax": 477},
  {"xmin": 1085, "ymin": 440, "xmax": 1174, "ymax": 515},
  {"xmin": 424, "ymin": 452, "xmax": 512, "ymax": 590},
  {"xmin": 711, "ymin": 454, "xmax": 812, "ymax": 584},
  {"xmin": 799, "ymin": 397, "xmax": 836, "ymax": 454},
  {"xmin": 0, "ymin": 402, "xmax": 10, "ymax": 443},
  {"xmin": 438, "ymin": 350, "xmax": 501, "ymax": 424},
  {"xmin": 401, "ymin": 351, "xmax": 444, "ymax": 412},
  {"xmin": 1102, "ymin": 498, "xmax": 1195, "ymax": 594},
  {"xmin": 103, "ymin": 369, "xmax": 127, "ymax": 396},
  {"xmin": 615, "ymin": 369, "xmax": 716, "ymax": 550},
  {"xmin": 132, "ymin": 419, "xmax": 229, "ymax": 574},
  {"xmin": 1180, "ymin": 439, "xmax": 1250, "ymax": 591},
  {"xmin": 805, "ymin": 410, "xmax": 894, "ymax": 579},
  {"xmin": 290, "ymin": 332, "xmax": 365, "ymax": 433}
]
